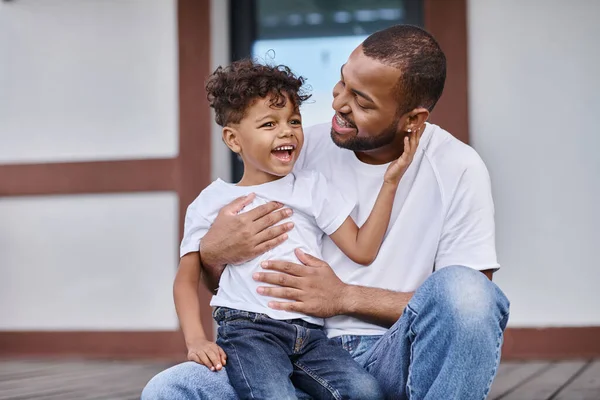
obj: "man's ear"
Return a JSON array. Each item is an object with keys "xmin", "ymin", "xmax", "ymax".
[
  {"xmin": 403, "ymin": 108, "xmax": 430, "ymax": 132},
  {"xmin": 222, "ymin": 126, "xmax": 242, "ymax": 154}
]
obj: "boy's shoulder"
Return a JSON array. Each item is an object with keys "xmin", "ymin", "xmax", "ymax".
[
  {"xmin": 186, "ymin": 179, "xmax": 237, "ymax": 216},
  {"xmin": 291, "ymin": 169, "xmax": 328, "ymax": 190}
]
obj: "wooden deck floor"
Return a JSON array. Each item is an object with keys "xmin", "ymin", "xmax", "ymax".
[{"xmin": 0, "ymin": 359, "xmax": 598, "ymax": 399}]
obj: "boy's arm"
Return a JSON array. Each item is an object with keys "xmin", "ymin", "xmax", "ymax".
[
  {"xmin": 329, "ymin": 182, "xmax": 399, "ymax": 265},
  {"xmin": 174, "ymin": 253, "xmax": 227, "ymax": 370},
  {"xmin": 329, "ymin": 132, "xmax": 421, "ymax": 266}
]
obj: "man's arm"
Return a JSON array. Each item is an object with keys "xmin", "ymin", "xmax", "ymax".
[
  {"xmin": 254, "ymin": 250, "xmax": 495, "ymax": 327},
  {"xmin": 198, "ymin": 194, "xmax": 295, "ymax": 292},
  {"xmin": 342, "ymin": 268, "xmax": 492, "ymax": 327},
  {"xmin": 252, "ymin": 249, "xmax": 407, "ymax": 327},
  {"xmin": 342, "ymin": 285, "xmax": 413, "ymax": 327},
  {"xmin": 435, "ymin": 152, "xmax": 500, "ymax": 272},
  {"xmin": 345, "ymin": 267, "xmax": 492, "ymax": 324},
  {"xmin": 198, "ymin": 252, "xmax": 223, "ymax": 294}
]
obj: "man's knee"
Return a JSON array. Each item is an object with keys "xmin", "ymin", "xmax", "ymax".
[
  {"xmin": 142, "ymin": 362, "xmax": 192, "ymax": 400},
  {"xmin": 141, "ymin": 367, "xmax": 173, "ymax": 400},
  {"xmin": 339, "ymin": 374, "xmax": 383, "ymax": 400},
  {"xmin": 141, "ymin": 361, "xmax": 232, "ymax": 400},
  {"xmin": 413, "ymin": 265, "xmax": 510, "ymax": 329}
]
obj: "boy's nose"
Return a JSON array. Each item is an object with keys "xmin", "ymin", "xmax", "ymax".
[{"xmin": 279, "ymin": 128, "xmax": 293, "ymax": 138}]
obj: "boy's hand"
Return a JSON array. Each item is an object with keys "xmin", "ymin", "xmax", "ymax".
[
  {"xmin": 384, "ymin": 126, "xmax": 423, "ymax": 185},
  {"xmin": 187, "ymin": 339, "xmax": 227, "ymax": 371}
]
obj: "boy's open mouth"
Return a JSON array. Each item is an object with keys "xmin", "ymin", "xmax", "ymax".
[{"xmin": 271, "ymin": 144, "xmax": 296, "ymax": 163}]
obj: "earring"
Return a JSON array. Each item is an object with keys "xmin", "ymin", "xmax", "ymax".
[{"xmin": 407, "ymin": 128, "xmax": 412, "ymax": 133}]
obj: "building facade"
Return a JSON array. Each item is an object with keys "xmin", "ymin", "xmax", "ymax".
[{"xmin": 1, "ymin": 0, "xmax": 598, "ymax": 360}]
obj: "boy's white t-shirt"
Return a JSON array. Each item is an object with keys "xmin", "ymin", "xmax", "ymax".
[
  {"xmin": 180, "ymin": 170, "xmax": 355, "ymax": 326},
  {"xmin": 294, "ymin": 122, "xmax": 500, "ymax": 338}
]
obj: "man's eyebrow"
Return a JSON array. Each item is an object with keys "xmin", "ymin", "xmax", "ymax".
[{"xmin": 340, "ymin": 64, "xmax": 375, "ymax": 104}]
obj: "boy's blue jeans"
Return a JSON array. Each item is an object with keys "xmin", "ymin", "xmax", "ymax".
[
  {"xmin": 142, "ymin": 266, "xmax": 510, "ymax": 399},
  {"xmin": 213, "ymin": 307, "xmax": 382, "ymax": 399}
]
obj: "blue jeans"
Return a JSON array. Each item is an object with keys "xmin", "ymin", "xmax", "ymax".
[
  {"xmin": 212, "ymin": 307, "xmax": 382, "ymax": 399},
  {"xmin": 142, "ymin": 266, "xmax": 510, "ymax": 399}
]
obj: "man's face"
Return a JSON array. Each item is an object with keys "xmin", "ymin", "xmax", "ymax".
[{"xmin": 331, "ymin": 46, "xmax": 405, "ymax": 152}]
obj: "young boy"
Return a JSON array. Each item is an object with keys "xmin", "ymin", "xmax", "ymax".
[{"xmin": 175, "ymin": 59, "xmax": 421, "ymax": 399}]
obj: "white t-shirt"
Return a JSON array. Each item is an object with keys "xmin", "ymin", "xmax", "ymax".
[
  {"xmin": 294, "ymin": 122, "xmax": 500, "ymax": 338},
  {"xmin": 180, "ymin": 170, "xmax": 354, "ymax": 326}
]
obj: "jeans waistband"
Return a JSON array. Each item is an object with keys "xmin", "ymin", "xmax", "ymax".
[{"xmin": 212, "ymin": 306, "xmax": 322, "ymax": 329}]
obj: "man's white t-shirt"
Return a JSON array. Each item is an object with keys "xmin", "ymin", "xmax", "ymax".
[
  {"xmin": 294, "ymin": 122, "xmax": 500, "ymax": 338},
  {"xmin": 180, "ymin": 170, "xmax": 354, "ymax": 326}
]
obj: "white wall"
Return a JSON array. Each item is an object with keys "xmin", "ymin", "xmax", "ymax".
[
  {"xmin": 0, "ymin": 193, "xmax": 179, "ymax": 330},
  {"xmin": 0, "ymin": 0, "xmax": 180, "ymax": 331},
  {"xmin": 468, "ymin": 0, "xmax": 600, "ymax": 326},
  {"xmin": 0, "ymin": 0, "xmax": 178, "ymax": 164}
]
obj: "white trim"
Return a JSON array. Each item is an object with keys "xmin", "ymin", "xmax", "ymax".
[
  {"xmin": 210, "ymin": 0, "xmax": 232, "ymax": 182},
  {"xmin": 208, "ymin": 0, "xmax": 231, "ymax": 339}
]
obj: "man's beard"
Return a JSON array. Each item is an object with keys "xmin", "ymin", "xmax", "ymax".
[{"xmin": 330, "ymin": 117, "xmax": 400, "ymax": 152}]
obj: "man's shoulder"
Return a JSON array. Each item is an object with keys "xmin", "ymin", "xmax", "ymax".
[
  {"xmin": 423, "ymin": 124, "xmax": 492, "ymax": 208},
  {"xmin": 424, "ymin": 124, "xmax": 488, "ymax": 178}
]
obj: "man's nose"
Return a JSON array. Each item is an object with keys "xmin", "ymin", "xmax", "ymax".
[{"xmin": 332, "ymin": 89, "xmax": 352, "ymax": 114}]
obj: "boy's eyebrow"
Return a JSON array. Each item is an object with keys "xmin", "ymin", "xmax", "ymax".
[
  {"xmin": 255, "ymin": 113, "xmax": 275, "ymax": 122},
  {"xmin": 254, "ymin": 111, "xmax": 301, "ymax": 123},
  {"xmin": 340, "ymin": 64, "xmax": 375, "ymax": 104}
]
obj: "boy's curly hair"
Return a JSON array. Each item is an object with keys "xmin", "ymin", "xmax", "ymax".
[{"xmin": 206, "ymin": 59, "xmax": 311, "ymax": 127}]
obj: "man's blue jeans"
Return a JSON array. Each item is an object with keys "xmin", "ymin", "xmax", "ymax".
[
  {"xmin": 212, "ymin": 307, "xmax": 382, "ymax": 399},
  {"xmin": 142, "ymin": 266, "xmax": 510, "ymax": 399}
]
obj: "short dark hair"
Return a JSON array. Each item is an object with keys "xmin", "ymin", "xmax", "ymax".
[
  {"xmin": 362, "ymin": 25, "xmax": 446, "ymax": 114},
  {"xmin": 206, "ymin": 59, "xmax": 311, "ymax": 126}
]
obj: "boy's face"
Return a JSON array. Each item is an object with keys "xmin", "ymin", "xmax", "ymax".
[{"xmin": 224, "ymin": 93, "xmax": 304, "ymax": 185}]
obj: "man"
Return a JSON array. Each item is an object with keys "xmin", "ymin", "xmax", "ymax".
[{"xmin": 142, "ymin": 25, "xmax": 509, "ymax": 399}]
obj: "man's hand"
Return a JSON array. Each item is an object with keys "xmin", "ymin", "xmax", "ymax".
[
  {"xmin": 252, "ymin": 249, "xmax": 349, "ymax": 318},
  {"xmin": 200, "ymin": 193, "xmax": 295, "ymax": 268},
  {"xmin": 187, "ymin": 338, "xmax": 227, "ymax": 372}
]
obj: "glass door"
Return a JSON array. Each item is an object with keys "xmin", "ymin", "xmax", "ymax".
[{"xmin": 229, "ymin": 0, "xmax": 423, "ymax": 181}]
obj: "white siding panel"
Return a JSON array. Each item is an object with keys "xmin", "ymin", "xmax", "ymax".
[
  {"xmin": 468, "ymin": 0, "xmax": 600, "ymax": 326},
  {"xmin": 0, "ymin": 192, "xmax": 179, "ymax": 330},
  {"xmin": 0, "ymin": 0, "xmax": 178, "ymax": 163}
]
